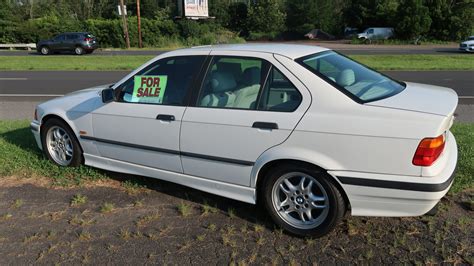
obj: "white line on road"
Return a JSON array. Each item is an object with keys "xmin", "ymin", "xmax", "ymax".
[
  {"xmin": 0, "ymin": 78, "xmax": 28, "ymax": 80},
  {"xmin": 459, "ymin": 96, "xmax": 474, "ymax": 99},
  {"xmin": 0, "ymin": 94, "xmax": 63, "ymax": 97}
]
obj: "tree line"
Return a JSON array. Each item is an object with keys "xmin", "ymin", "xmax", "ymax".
[{"xmin": 0, "ymin": 0, "xmax": 472, "ymax": 47}]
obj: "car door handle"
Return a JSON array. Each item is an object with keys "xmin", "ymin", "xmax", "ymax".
[
  {"xmin": 156, "ymin": 114, "xmax": 175, "ymax": 121},
  {"xmin": 252, "ymin": 122, "xmax": 278, "ymax": 130}
]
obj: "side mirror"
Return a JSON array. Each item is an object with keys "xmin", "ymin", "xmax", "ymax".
[{"xmin": 101, "ymin": 88, "xmax": 115, "ymax": 103}]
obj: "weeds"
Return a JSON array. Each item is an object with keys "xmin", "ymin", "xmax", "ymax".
[
  {"xmin": 11, "ymin": 199, "xmax": 23, "ymax": 208},
  {"xmin": 177, "ymin": 202, "xmax": 192, "ymax": 217},
  {"xmin": 100, "ymin": 202, "xmax": 115, "ymax": 213},
  {"xmin": 70, "ymin": 194, "xmax": 87, "ymax": 206}
]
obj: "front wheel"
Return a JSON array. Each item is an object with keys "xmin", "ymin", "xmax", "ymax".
[
  {"xmin": 262, "ymin": 164, "xmax": 346, "ymax": 237},
  {"xmin": 40, "ymin": 46, "xmax": 50, "ymax": 55},
  {"xmin": 41, "ymin": 118, "xmax": 83, "ymax": 167}
]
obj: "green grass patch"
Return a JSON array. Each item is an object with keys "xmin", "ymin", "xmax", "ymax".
[
  {"xmin": 0, "ymin": 120, "xmax": 106, "ymax": 186},
  {"xmin": 0, "ymin": 120, "xmax": 472, "ymax": 193},
  {"xmin": 0, "ymin": 54, "xmax": 472, "ymax": 71},
  {"xmin": 0, "ymin": 55, "xmax": 154, "ymax": 71},
  {"xmin": 351, "ymin": 55, "xmax": 474, "ymax": 71},
  {"xmin": 450, "ymin": 123, "xmax": 474, "ymax": 193}
]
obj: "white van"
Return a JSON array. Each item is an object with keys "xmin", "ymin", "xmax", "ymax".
[{"xmin": 357, "ymin": 27, "xmax": 394, "ymax": 41}]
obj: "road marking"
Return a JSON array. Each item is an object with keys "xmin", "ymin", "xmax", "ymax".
[
  {"xmin": 0, "ymin": 94, "xmax": 63, "ymax": 97},
  {"xmin": 0, "ymin": 78, "xmax": 28, "ymax": 80},
  {"xmin": 459, "ymin": 96, "xmax": 474, "ymax": 99}
]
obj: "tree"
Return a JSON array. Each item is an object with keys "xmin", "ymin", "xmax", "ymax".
[
  {"xmin": 396, "ymin": 0, "xmax": 431, "ymax": 39},
  {"xmin": 425, "ymin": 0, "xmax": 474, "ymax": 41},
  {"xmin": 227, "ymin": 2, "xmax": 248, "ymax": 36},
  {"xmin": 247, "ymin": 0, "xmax": 285, "ymax": 34},
  {"xmin": 286, "ymin": 0, "xmax": 347, "ymax": 37}
]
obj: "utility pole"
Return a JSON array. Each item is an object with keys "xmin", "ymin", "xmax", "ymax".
[
  {"xmin": 137, "ymin": 0, "xmax": 143, "ymax": 48},
  {"xmin": 119, "ymin": 0, "xmax": 130, "ymax": 49}
]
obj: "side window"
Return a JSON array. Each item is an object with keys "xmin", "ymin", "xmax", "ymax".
[
  {"xmin": 368, "ymin": 29, "xmax": 374, "ymax": 34},
  {"xmin": 197, "ymin": 56, "xmax": 269, "ymax": 110},
  {"xmin": 257, "ymin": 67, "xmax": 302, "ymax": 112},
  {"xmin": 54, "ymin": 35, "xmax": 65, "ymax": 41},
  {"xmin": 117, "ymin": 56, "xmax": 205, "ymax": 106},
  {"xmin": 66, "ymin": 34, "xmax": 78, "ymax": 40}
]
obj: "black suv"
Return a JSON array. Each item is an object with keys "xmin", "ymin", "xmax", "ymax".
[{"xmin": 37, "ymin": 32, "xmax": 98, "ymax": 55}]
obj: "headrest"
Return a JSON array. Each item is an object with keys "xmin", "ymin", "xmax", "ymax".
[
  {"xmin": 241, "ymin": 67, "xmax": 261, "ymax": 86},
  {"xmin": 210, "ymin": 72, "xmax": 237, "ymax": 92},
  {"xmin": 336, "ymin": 69, "xmax": 355, "ymax": 87}
]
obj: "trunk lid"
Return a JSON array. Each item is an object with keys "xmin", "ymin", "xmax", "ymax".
[{"xmin": 366, "ymin": 82, "xmax": 458, "ymax": 117}]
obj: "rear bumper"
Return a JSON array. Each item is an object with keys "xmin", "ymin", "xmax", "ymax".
[
  {"xmin": 84, "ymin": 43, "xmax": 98, "ymax": 50},
  {"xmin": 329, "ymin": 131, "xmax": 457, "ymax": 217}
]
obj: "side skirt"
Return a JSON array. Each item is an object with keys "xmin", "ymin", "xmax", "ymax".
[{"xmin": 83, "ymin": 153, "xmax": 256, "ymax": 204}]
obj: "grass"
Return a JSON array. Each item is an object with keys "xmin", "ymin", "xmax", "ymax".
[
  {"xmin": 0, "ymin": 54, "xmax": 472, "ymax": 71},
  {"xmin": 177, "ymin": 202, "xmax": 192, "ymax": 217},
  {"xmin": 351, "ymin": 55, "xmax": 474, "ymax": 71},
  {"xmin": 0, "ymin": 120, "xmax": 106, "ymax": 186},
  {"xmin": 0, "ymin": 120, "xmax": 472, "ymax": 193},
  {"xmin": 70, "ymin": 194, "xmax": 87, "ymax": 206},
  {"xmin": 99, "ymin": 202, "xmax": 115, "ymax": 213},
  {"xmin": 0, "ymin": 55, "xmax": 154, "ymax": 71}
]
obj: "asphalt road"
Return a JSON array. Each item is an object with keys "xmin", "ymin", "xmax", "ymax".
[
  {"xmin": 1, "ymin": 70, "xmax": 472, "ymax": 99},
  {"xmin": 1, "ymin": 70, "xmax": 472, "ymax": 121}
]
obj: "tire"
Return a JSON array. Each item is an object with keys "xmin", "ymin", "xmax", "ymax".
[
  {"xmin": 74, "ymin": 46, "xmax": 84, "ymax": 55},
  {"xmin": 41, "ymin": 118, "xmax": 83, "ymax": 167},
  {"xmin": 261, "ymin": 164, "xmax": 346, "ymax": 237},
  {"xmin": 40, "ymin": 46, "xmax": 50, "ymax": 55}
]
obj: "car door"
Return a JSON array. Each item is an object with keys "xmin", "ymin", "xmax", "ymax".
[
  {"xmin": 91, "ymin": 55, "xmax": 207, "ymax": 173},
  {"xmin": 180, "ymin": 51, "xmax": 311, "ymax": 186},
  {"xmin": 64, "ymin": 34, "xmax": 78, "ymax": 50},
  {"xmin": 51, "ymin": 34, "xmax": 65, "ymax": 50}
]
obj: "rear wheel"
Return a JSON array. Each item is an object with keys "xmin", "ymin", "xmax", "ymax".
[
  {"xmin": 41, "ymin": 118, "xmax": 83, "ymax": 167},
  {"xmin": 40, "ymin": 46, "xmax": 50, "ymax": 55},
  {"xmin": 262, "ymin": 164, "xmax": 345, "ymax": 237},
  {"xmin": 74, "ymin": 46, "xmax": 84, "ymax": 55}
]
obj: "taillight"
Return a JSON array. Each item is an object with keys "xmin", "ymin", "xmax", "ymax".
[
  {"xmin": 84, "ymin": 38, "xmax": 93, "ymax": 42},
  {"xmin": 413, "ymin": 133, "xmax": 446, "ymax": 166}
]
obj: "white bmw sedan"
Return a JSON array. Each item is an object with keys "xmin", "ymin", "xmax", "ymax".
[{"xmin": 30, "ymin": 44, "xmax": 458, "ymax": 237}]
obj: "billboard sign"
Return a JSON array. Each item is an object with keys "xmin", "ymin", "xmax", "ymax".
[{"xmin": 179, "ymin": 0, "xmax": 209, "ymax": 18}]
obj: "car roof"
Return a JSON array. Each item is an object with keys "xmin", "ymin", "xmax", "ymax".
[{"xmin": 180, "ymin": 43, "xmax": 331, "ymax": 59}]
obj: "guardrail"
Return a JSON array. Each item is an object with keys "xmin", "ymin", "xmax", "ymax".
[{"xmin": 0, "ymin": 43, "xmax": 37, "ymax": 50}]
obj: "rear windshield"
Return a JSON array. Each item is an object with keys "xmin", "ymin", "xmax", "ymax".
[{"xmin": 297, "ymin": 51, "xmax": 405, "ymax": 103}]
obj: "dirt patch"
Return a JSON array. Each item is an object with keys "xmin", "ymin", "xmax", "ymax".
[{"xmin": 0, "ymin": 176, "xmax": 472, "ymax": 264}]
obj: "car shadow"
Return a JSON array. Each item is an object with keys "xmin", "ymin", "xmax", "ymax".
[{"xmin": 0, "ymin": 125, "xmax": 276, "ymax": 232}]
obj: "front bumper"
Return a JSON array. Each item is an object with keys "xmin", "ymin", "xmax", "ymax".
[
  {"xmin": 30, "ymin": 121, "xmax": 42, "ymax": 150},
  {"xmin": 459, "ymin": 46, "xmax": 473, "ymax": 52},
  {"xmin": 329, "ymin": 131, "xmax": 457, "ymax": 217}
]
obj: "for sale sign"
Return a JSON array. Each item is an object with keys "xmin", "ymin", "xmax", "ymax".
[{"xmin": 131, "ymin": 75, "xmax": 168, "ymax": 104}]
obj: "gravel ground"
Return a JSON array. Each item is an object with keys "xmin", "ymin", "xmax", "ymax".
[{"xmin": 0, "ymin": 176, "xmax": 472, "ymax": 265}]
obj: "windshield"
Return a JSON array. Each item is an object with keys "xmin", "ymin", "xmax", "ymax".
[
  {"xmin": 468, "ymin": 37, "xmax": 474, "ymax": 41},
  {"xmin": 297, "ymin": 51, "xmax": 405, "ymax": 102}
]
